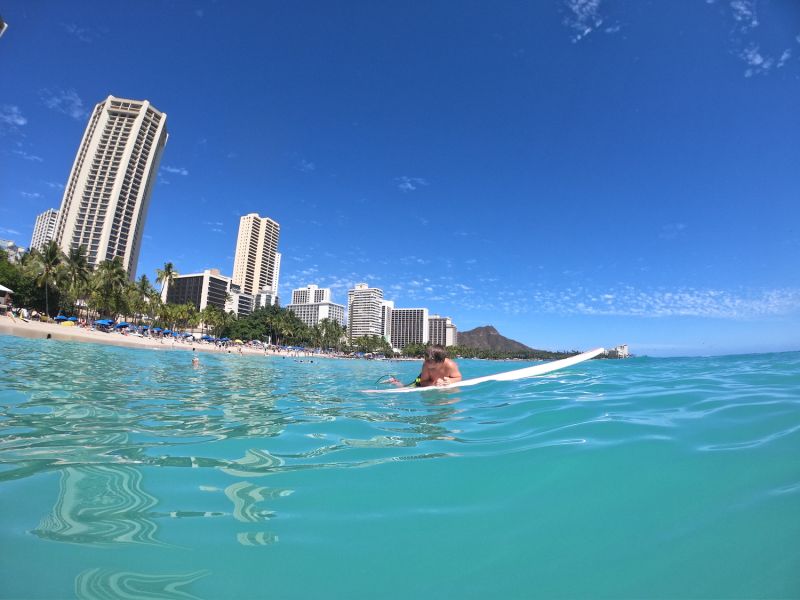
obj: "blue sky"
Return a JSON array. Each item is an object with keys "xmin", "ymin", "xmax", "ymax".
[{"xmin": 1, "ymin": 1, "xmax": 798, "ymax": 356}]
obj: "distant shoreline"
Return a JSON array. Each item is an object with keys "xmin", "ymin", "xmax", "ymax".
[{"xmin": 0, "ymin": 319, "xmax": 318, "ymax": 359}]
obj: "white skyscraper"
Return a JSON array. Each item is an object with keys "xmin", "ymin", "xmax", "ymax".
[
  {"xmin": 30, "ymin": 208, "xmax": 59, "ymax": 251},
  {"xmin": 286, "ymin": 284, "xmax": 345, "ymax": 328},
  {"xmin": 54, "ymin": 96, "xmax": 168, "ymax": 278},
  {"xmin": 381, "ymin": 300, "xmax": 394, "ymax": 345},
  {"xmin": 347, "ymin": 283, "xmax": 384, "ymax": 339},
  {"xmin": 232, "ymin": 213, "xmax": 281, "ymax": 298},
  {"xmin": 429, "ymin": 315, "xmax": 457, "ymax": 347},
  {"xmin": 390, "ymin": 308, "xmax": 430, "ymax": 350}
]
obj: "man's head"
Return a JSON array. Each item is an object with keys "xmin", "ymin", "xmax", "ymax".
[{"xmin": 425, "ymin": 345, "xmax": 448, "ymax": 363}]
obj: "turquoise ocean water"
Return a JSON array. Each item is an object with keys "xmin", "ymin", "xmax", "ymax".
[{"xmin": 0, "ymin": 334, "xmax": 798, "ymax": 599}]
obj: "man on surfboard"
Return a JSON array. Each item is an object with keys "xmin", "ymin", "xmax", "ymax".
[{"xmin": 390, "ymin": 345, "xmax": 462, "ymax": 387}]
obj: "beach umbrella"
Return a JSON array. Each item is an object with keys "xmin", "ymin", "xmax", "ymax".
[
  {"xmin": 68, "ymin": 316, "xmax": 78, "ymax": 321},
  {"xmin": 141, "ymin": 325, "xmax": 150, "ymax": 330},
  {"xmin": 60, "ymin": 320, "xmax": 75, "ymax": 327},
  {"xmin": 153, "ymin": 327, "xmax": 162, "ymax": 332},
  {"xmin": 234, "ymin": 339, "xmax": 243, "ymax": 344},
  {"xmin": 114, "ymin": 322, "xmax": 130, "ymax": 329},
  {"xmin": 54, "ymin": 315, "xmax": 67, "ymax": 321}
]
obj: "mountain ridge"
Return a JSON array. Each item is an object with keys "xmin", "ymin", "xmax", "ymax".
[{"xmin": 457, "ymin": 325, "xmax": 535, "ymax": 353}]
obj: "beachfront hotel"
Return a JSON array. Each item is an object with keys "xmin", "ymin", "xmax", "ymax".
[
  {"xmin": 347, "ymin": 283, "xmax": 384, "ymax": 340},
  {"xmin": 429, "ymin": 315, "xmax": 457, "ymax": 347},
  {"xmin": 225, "ymin": 284, "xmax": 255, "ymax": 317},
  {"xmin": 286, "ymin": 284, "xmax": 346, "ymax": 328},
  {"xmin": 390, "ymin": 307, "xmax": 430, "ymax": 350},
  {"xmin": 231, "ymin": 213, "xmax": 281, "ymax": 301},
  {"xmin": 163, "ymin": 269, "xmax": 230, "ymax": 312},
  {"xmin": 53, "ymin": 96, "xmax": 168, "ymax": 279},
  {"xmin": 381, "ymin": 300, "xmax": 394, "ymax": 345},
  {"xmin": 30, "ymin": 209, "xmax": 59, "ymax": 251}
]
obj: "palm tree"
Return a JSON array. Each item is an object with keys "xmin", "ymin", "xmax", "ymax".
[
  {"xmin": 29, "ymin": 241, "xmax": 63, "ymax": 318},
  {"xmin": 155, "ymin": 262, "xmax": 179, "ymax": 298},
  {"xmin": 61, "ymin": 245, "xmax": 91, "ymax": 317},
  {"xmin": 131, "ymin": 275, "xmax": 155, "ymax": 325},
  {"xmin": 90, "ymin": 257, "xmax": 128, "ymax": 319}
]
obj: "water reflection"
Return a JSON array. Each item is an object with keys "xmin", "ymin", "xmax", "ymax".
[
  {"xmin": 75, "ymin": 568, "xmax": 209, "ymax": 600},
  {"xmin": 33, "ymin": 465, "xmax": 159, "ymax": 545},
  {"xmin": 0, "ymin": 340, "xmax": 469, "ymax": 562}
]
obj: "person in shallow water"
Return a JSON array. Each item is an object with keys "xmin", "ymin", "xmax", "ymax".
[
  {"xmin": 391, "ymin": 345, "xmax": 463, "ymax": 387},
  {"xmin": 192, "ymin": 348, "xmax": 199, "ymax": 366}
]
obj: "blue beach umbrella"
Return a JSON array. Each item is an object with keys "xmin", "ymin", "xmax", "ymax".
[
  {"xmin": 153, "ymin": 327, "xmax": 162, "ymax": 332},
  {"xmin": 54, "ymin": 315, "xmax": 67, "ymax": 321},
  {"xmin": 114, "ymin": 322, "xmax": 130, "ymax": 329},
  {"xmin": 68, "ymin": 316, "xmax": 78, "ymax": 321}
]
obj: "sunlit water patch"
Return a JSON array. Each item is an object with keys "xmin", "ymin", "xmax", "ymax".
[{"xmin": 1, "ymin": 335, "xmax": 798, "ymax": 598}]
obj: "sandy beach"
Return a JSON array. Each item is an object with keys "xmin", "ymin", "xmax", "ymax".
[{"xmin": 0, "ymin": 317, "xmax": 317, "ymax": 358}]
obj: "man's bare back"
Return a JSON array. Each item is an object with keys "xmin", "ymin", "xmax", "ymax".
[{"xmin": 417, "ymin": 346, "xmax": 462, "ymax": 387}]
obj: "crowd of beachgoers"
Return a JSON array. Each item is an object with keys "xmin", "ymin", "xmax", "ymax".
[{"xmin": 1, "ymin": 308, "xmax": 399, "ymax": 361}]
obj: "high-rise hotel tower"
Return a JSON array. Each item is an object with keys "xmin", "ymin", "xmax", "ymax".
[
  {"xmin": 347, "ymin": 283, "xmax": 384, "ymax": 340},
  {"xmin": 30, "ymin": 208, "xmax": 59, "ymax": 251},
  {"xmin": 53, "ymin": 96, "xmax": 168, "ymax": 278},
  {"xmin": 232, "ymin": 213, "xmax": 281, "ymax": 299}
]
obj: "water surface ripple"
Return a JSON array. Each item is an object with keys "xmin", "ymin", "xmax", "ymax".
[{"xmin": 1, "ymin": 336, "xmax": 798, "ymax": 599}]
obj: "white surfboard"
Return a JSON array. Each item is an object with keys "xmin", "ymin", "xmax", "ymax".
[{"xmin": 363, "ymin": 347, "xmax": 605, "ymax": 394}]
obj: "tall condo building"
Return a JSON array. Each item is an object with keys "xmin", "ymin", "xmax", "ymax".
[
  {"xmin": 30, "ymin": 209, "xmax": 59, "ymax": 251},
  {"xmin": 429, "ymin": 315, "xmax": 458, "ymax": 347},
  {"xmin": 53, "ymin": 96, "xmax": 168, "ymax": 278},
  {"xmin": 347, "ymin": 283, "xmax": 384, "ymax": 340},
  {"xmin": 232, "ymin": 213, "xmax": 281, "ymax": 299},
  {"xmin": 286, "ymin": 284, "xmax": 346, "ymax": 328},
  {"xmin": 381, "ymin": 300, "xmax": 394, "ymax": 345},
  {"xmin": 390, "ymin": 308, "xmax": 430, "ymax": 350}
]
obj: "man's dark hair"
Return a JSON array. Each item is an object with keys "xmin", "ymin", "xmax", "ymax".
[{"xmin": 425, "ymin": 345, "xmax": 448, "ymax": 363}]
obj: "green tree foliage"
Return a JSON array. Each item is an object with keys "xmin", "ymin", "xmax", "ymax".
[{"xmin": 27, "ymin": 241, "xmax": 63, "ymax": 318}]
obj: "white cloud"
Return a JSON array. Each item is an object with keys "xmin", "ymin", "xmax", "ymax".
[
  {"xmin": 61, "ymin": 23, "xmax": 96, "ymax": 42},
  {"xmin": 45, "ymin": 181, "xmax": 64, "ymax": 190},
  {"xmin": 0, "ymin": 105, "xmax": 27, "ymax": 128},
  {"xmin": 40, "ymin": 88, "xmax": 88, "ymax": 120},
  {"xmin": 13, "ymin": 150, "xmax": 43, "ymax": 162},
  {"xmin": 528, "ymin": 286, "xmax": 800, "ymax": 319},
  {"xmin": 563, "ymin": 0, "xmax": 607, "ymax": 42},
  {"xmin": 21, "ymin": 191, "xmax": 43, "ymax": 199},
  {"xmin": 730, "ymin": 0, "xmax": 758, "ymax": 31},
  {"xmin": 0, "ymin": 227, "xmax": 21, "ymax": 236},
  {"xmin": 659, "ymin": 222, "xmax": 687, "ymax": 240},
  {"xmin": 297, "ymin": 158, "xmax": 315, "ymax": 172},
  {"xmin": 395, "ymin": 176, "xmax": 429, "ymax": 192},
  {"xmin": 162, "ymin": 165, "xmax": 189, "ymax": 176}
]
